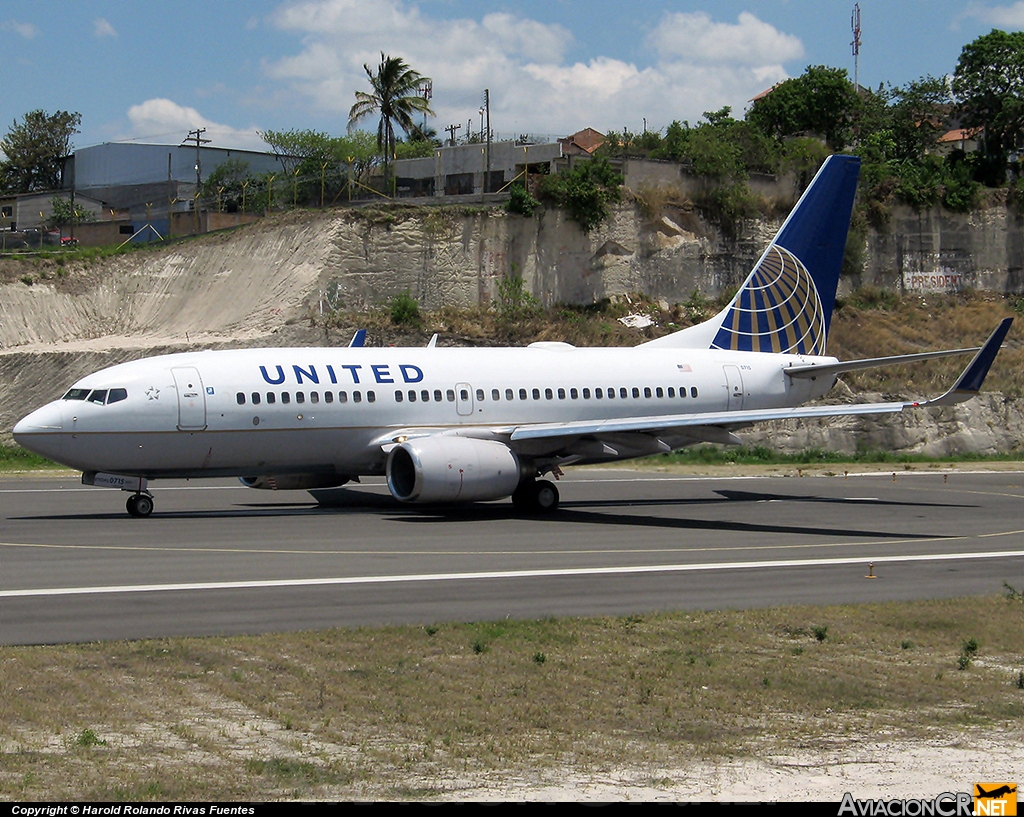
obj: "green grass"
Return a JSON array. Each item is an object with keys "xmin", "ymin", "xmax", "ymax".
[
  {"xmin": 0, "ymin": 446, "xmax": 62, "ymax": 471},
  {"xmin": 657, "ymin": 445, "xmax": 1024, "ymax": 467}
]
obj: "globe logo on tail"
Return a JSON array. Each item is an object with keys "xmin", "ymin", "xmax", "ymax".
[{"xmin": 711, "ymin": 244, "xmax": 826, "ymax": 355}]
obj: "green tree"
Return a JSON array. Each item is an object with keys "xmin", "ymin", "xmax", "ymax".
[
  {"xmin": 746, "ymin": 66, "xmax": 861, "ymax": 150},
  {"xmin": 536, "ymin": 156, "xmax": 623, "ymax": 233},
  {"xmin": 953, "ymin": 29, "xmax": 1024, "ymax": 182},
  {"xmin": 347, "ymin": 53, "xmax": 433, "ymax": 187},
  {"xmin": 0, "ymin": 110, "xmax": 81, "ymax": 193},
  {"xmin": 887, "ymin": 76, "xmax": 953, "ymax": 162},
  {"xmin": 49, "ymin": 196, "xmax": 95, "ymax": 231}
]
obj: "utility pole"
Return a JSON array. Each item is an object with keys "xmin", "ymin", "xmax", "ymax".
[
  {"xmin": 483, "ymin": 88, "xmax": 491, "ymax": 194},
  {"xmin": 445, "ymin": 123, "xmax": 461, "ymax": 146},
  {"xmin": 418, "ymin": 80, "xmax": 432, "ymax": 131},
  {"xmin": 181, "ymin": 128, "xmax": 210, "ymax": 233},
  {"xmin": 851, "ymin": 3, "xmax": 862, "ymax": 93}
]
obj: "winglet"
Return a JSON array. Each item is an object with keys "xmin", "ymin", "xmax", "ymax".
[
  {"xmin": 348, "ymin": 329, "xmax": 367, "ymax": 347},
  {"xmin": 917, "ymin": 318, "xmax": 1012, "ymax": 407}
]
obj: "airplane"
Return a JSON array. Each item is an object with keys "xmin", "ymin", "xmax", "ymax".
[
  {"xmin": 12, "ymin": 154, "xmax": 1013, "ymax": 517},
  {"xmin": 975, "ymin": 785, "xmax": 1017, "ymax": 799}
]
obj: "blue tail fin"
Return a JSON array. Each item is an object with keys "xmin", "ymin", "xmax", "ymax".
[
  {"xmin": 710, "ymin": 154, "xmax": 860, "ymax": 354},
  {"xmin": 642, "ymin": 154, "xmax": 860, "ymax": 353}
]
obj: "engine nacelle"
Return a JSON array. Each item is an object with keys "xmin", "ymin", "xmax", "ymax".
[
  {"xmin": 239, "ymin": 474, "xmax": 350, "ymax": 491},
  {"xmin": 386, "ymin": 436, "xmax": 521, "ymax": 503}
]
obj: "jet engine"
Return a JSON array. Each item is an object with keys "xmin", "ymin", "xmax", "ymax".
[
  {"xmin": 386, "ymin": 436, "xmax": 521, "ymax": 503},
  {"xmin": 239, "ymin": 474, "xmax": 350, "ymax": 491}
]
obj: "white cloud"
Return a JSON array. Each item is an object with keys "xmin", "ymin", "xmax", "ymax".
[
  {"xmin": 963, "ymin": 1, "xmax": 1024, "ymax": 27},
  {"xmin": 262, "ymin": 0, "xmax": 804, "ymax": 136},
  {"xmin": 125, "ymin": 98, "xmax": 267, "ymax": 151},
  {"xmin": 1, "ymin": 20, "xmax": 39, "ymax": 39},
  {"xmin": 93, "ymin": 17, "xmax": 117, "ymax": 38},
  {"xmin": 649, "ymin": 12, "xmax": 804, "ymax": 66}
]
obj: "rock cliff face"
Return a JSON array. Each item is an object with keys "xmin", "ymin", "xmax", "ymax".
[
  {"xmin": 859, "ymin": 202, "xmax": 1024, "ymax": 294},
  {"xmin": 0, "ymin": 201, "xmax": 1020, "ymax": 453}
]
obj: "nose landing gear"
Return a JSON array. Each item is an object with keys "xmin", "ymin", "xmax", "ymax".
[{"xmin": 126, "ymin": 493, "xmax": 154, "ymax": 517}]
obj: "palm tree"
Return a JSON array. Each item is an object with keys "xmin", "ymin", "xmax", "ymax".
[{"xmin": 348, "ymin": 54, "xmax": 433, "ymax": 189}]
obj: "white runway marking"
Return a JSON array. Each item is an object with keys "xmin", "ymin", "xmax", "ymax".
[{"xmin": 3, "ymin": 549, "xmax": 1022, "ymax": 598}]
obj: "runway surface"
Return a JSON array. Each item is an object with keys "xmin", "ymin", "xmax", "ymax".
[{"xmin": 2, "ymin": 468, "xmax": 1023, "ymax": 644}]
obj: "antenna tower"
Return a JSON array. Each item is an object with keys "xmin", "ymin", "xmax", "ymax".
[{"xmin": 851, "ymin": 3, "xmax": 862, "ymax": 92}]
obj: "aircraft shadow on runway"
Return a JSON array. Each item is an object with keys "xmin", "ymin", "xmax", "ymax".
[{"xmin": 5, "ymin": 486, "xmax": 974, "ymax": 540}]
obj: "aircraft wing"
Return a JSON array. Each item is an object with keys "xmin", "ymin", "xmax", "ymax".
[{"xmin": 510, "ymin": 318, "xmax": 1012, "ymax": 444}]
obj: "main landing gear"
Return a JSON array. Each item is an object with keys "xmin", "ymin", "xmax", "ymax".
[
  {"xmin": 126, "ymin": 493, "xmax": 154, "ymax": 517},
  {"xmin": 511, "ymin": 479, "xmax": 560, "ymax": 514}
]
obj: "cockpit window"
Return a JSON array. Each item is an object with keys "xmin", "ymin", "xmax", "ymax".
[
  {"xmin": 87, "ymin": 390, "xmax": 108, "ymax": 405},
  {"xmin": 107, "ymin": 388, "xmax": 128, "ymax": 404},
  {"xmin": 63, "ymin": 388, "xmax": 90, "ymax": 401}
]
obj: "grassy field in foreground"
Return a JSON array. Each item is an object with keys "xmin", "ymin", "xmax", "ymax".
[{"xmin": 1, "ymin": 595, "xmax": 1022, "ymax": 800}]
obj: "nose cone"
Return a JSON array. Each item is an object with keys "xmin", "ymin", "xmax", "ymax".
[{"xmin": 13, "ymin": 402, "xmax": 64, "ymax": 461}]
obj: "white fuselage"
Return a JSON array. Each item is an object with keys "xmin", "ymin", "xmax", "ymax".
[{"xmin": 13, "ymin": 345, "xmax": 837, "ymax": 479}]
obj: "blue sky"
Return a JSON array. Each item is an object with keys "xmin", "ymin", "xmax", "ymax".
[{"xmin": 2, "ymin": 0, "xmax": 1023, "ymax": 153}]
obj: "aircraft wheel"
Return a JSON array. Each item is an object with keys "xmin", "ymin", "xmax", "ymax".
[
  {"xmin": 532, "ymin": 480, "xmax": 559, "ymax": 513},
  {"xmin": 134, "ymin": 495, "xmax": 154, "ymax": 517},
  {"xmin": 126, "ymin": 495, "xmax": 139, "ymax": 517}
]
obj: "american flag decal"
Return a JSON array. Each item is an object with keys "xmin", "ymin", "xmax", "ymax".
[{"xmin": 677, "ymin": 364, "xmax": 692, "ymax": 372}]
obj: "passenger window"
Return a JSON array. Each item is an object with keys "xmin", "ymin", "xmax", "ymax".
[
  {"xmin": 324, "ymin": 391, "xmax": 333, "ymax": 404},
  {"xmin": 532, "ymin": 388, "xmax": 540, "ymax": 400},
  {"xmin": 338, "ymin": 391, "xmax": 348, "ymax": 403},
  {"xmin": 492, "ymin": 389, "xmax": 500, "ymax": 401},
  {"xmin": 691, "ymin": 387, "xmax": 698, "ymax": 398},
  {"xmin": 460, "ymin": 389, "xmax": 469, "ymax": 401},
  {"xmin": 447, "ymin": 389, "xmax": 456, "ymax": 402},
  {"xmin": 667, "ymin": 387, "xmax": 675, "ymax": 398},
  {"xmin": 434, "ymin": 390, "xmax": 443, "ymax": 402},
  {"xmin": 632, "ymin": 387, "xmax": 640, "ymax": 398},
  {"xmin": 88, "ymin": 390, "xmax": 108, "ymax": 405},
  {"xmin": 267, "ymin": 392, "xmax": 276, "ymax": 404},
  {"xmin": 570, "ymin": 388, "xmax": 578, "ymax": 399},
  {"xmin": 476, "ymin": 389, "xmax": 485, "ymax": 401},
  {"xmin": 281, "ymin": 392, "xmax": 291, "ymax": 404},
  {"xmin": 679, "ymin": 386, "xmax": 686, "ymax": 397},
  {"xmin": 353, "ymin": 391, "xmax": 362, "ymax": 403},
  {"xmin": 310, "ymin": 392, "xmax": 319, "ymax": 404},
  {"xmin": 408, "ymin": 390, "xmax": 417, "ymax": 402},
  {"xmin": 395, "ymin": 390, "xmax": 404, "ymax": 402},
  {"xmin": 63, "ymin": 388, "xmax": 90, "ymax": 401},
  {"xmin": 519, "ymin": 388, "xmax": 527, "ymax": 400},
  {"xmin": 620, "ymin": 388, "xmax": 628, "ymax": 399},
  {"xmin": 296, "ymin": 392, "xmax": 305, "ymax": 404},
  {"xmin": 656, "ymin": 387, "xmax": 664, "ymax": 398},
  {"xmin": 252, "ymin": 392, "xmax": 262, "ymax": 405},
  {"xmin": 583, "ymin": 388, "xmax": 591, "ymax": 399},
  {"xmin": 545, "ymin": 388, "xmax": 553, "ymax": 400},
  {"xmin": 421, "ymin": 390, "xmax": 430, "ymax": 402},
  {"xmin": 644, "ymin": 387, "xmax": 652, "ymax": 398},
  {"xmin": 558, "ymin": 388, "xmax": 566, "ymax": 399},
  {"xmin": 506, "ymin": 389, "xmax": 514, "ymax": 401},
  {"xmin": 607, "ymin": 388, "xmax": 615, "ymax": 399},
  {"xmin": 595, "ymin": 388, "xmax": 603, "ymax": 399},
  {"xmin": 236, "ymin": 392, "xmax": 246, "ymax": 405},
  {"xmin": 367, "ymin": 391, "xmax": 375, "ymax": 403},
  {"xmin": 107, "ymin": 388, "xmax": 128, "ymax": 404}
]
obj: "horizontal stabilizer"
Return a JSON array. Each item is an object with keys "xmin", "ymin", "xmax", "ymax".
[{"xmin": 784, "ymin": 347, "xmax": 981, "ymax": 380}]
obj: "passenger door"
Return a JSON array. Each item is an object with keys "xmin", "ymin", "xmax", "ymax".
[{"xmin": 171, "ymin": 367, "xmax": 207, "ymax": 430}]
